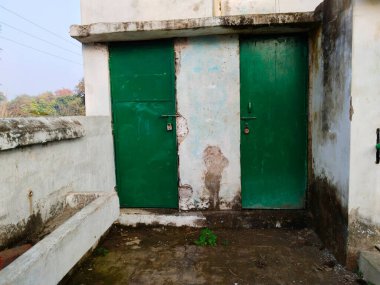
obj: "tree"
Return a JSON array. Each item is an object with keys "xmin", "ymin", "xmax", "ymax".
[
  {"xmin": 0, "ymin": 92, "xmax": 7, "ymax": 118},
  {"xmin": 74, "ymin": 78, "xmax": 85, "ymax": 106},
  {"xmin": 37, "ymin": 91, "xmax": 55, "ymax": 101},
  {"xmin": 6, "ymin": 95, "xmax": 34, "ymax": 117},
  {"xmin": 53, "ymin": 96, "xmax": 85, "ymax": 116},
  {"xmin": 55, "ymin": 88, "xmax": 73, "ymax": 97},
  {"xmin": 0, "ymin": 92, "xmax": 6, "ymax": 103},
  {"xmin": 27, "ymin": 97, "xmax": 57, "ymax": 116},
  {"xmin": 2, "ymin": 80, "xmax": 86, "ymax": 118}
]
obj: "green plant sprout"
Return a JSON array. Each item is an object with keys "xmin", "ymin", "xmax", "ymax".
[{"xmin": 195, "ymin": 228, "xmax": 217, "ymax": 247}]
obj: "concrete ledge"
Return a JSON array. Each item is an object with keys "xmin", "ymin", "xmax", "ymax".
[
  {"xmin": 0, "ymin": 117, "xmax": 85, "ymax": 151},
  {"xmin": 118, "ymin": 209, "xmax": 207, "ymax": 227},
  {"xmin": 359, "ymin": 251, "xmax": 380, "ymax": 285},
  {"xmin": 203, "ymin": 210, "xmax": 310, "ymax": 229},
  {"xmin": 0, "ymin": 191, "xmax": 119, "ymax": 285},
  {"xmin": 70, "ymin": 12, "xmax": 320, "ymax": 43},
  {"xmin": 118, "ymin": 209, "xmax": 310, "ymax": 229}
]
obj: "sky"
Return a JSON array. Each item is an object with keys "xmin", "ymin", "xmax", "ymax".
[{"xmin": 0, "ymin": 0, "xmax": 83, "ymax": 99}]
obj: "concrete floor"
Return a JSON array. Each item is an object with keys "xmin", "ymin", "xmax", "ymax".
[{"xmin": 63, "ymin": 226, "xmax": 362, "ymax": 285}]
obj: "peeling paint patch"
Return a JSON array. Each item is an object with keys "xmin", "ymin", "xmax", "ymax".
[
  {"xmin": 219, "ymin": 192, "xmax": 242, "ymax": 210},
  {"xmin": 174, "ymin": 38, "xmax": 189, "ymax": 76},
  {"xmin": 0, "ymin": 117, "xmax": 85, "ymax": 151},
  {"xmin": 203, "ymin": 146, "xmax": 229, "ymax": 210},
  {"xmin": 176, "ymin": 115, "xmax": 189, "ymax": 144},
  {"xmin": 178, "ymin": 184, "xmax": 194, "ymax": 211},
  {"xmin": 193, "ymin": 198, "xmax": 211, "ymax": 210}
]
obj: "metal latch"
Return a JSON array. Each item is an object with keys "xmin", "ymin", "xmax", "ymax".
[
  {"xmin": 160, "ymin": 114, "xmax": 178, "ymax": 132},
  {"xmin": 244, "ymin": 123, "xmax": 250, "ymax": 135},
  {"xmin": 241, "ymin": 115, "xmax": 257, "ymax": 136}
]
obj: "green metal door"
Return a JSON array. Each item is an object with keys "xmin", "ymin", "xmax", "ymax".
[
  {"xmin": 110, "ymin": 40, "xmax": 178, "ymax": 208},
  {"xmin": 240, "ymin": 36, "xmax": 308, "ymax": 209}
]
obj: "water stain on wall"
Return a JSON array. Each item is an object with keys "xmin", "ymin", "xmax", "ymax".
[
  {"xmin": 321, "ymin": 0, "xmax": 352, "ymax": 138},
  {"xmin": 309, "ymin": 176, "xmax": 348, "ymax": 265},
  {"xmin": 203, "ymin": 146, "xmax": 229, "ymax": 210},
  {"xmin": 0, "ymin": 213, "xmax": 43, "ymax": 250}
]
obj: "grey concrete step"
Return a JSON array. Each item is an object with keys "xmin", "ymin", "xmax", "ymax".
[
  {"xmin": 117, "ymin": 209, "xmax": 310, "ymax": 229},
  {"xmin": 359, "ymin": 251, "xmax": 380, "ymax": 285}
]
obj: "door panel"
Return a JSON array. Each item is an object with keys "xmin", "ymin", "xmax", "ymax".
[
  {"xmin": 111, "ymin": 41, "xmax": 174, "ymax": 102},
  {"xmin": 240, "ymin": 36, "xmax": 308, "ymax": 209},
  {"xmin": 110, "ymin": 40, "xmax": 178, "ymax": 208}
]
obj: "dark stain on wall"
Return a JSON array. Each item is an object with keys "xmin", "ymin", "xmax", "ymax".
[
  {"xmin": 0, "ymin": 212, "xmax": 43, "ymax": 250},
  {"xmin": 219, "ymin": 192, "xmax": 242, "ymax": 210},
  {"xmin": 349, "ymin": 97, "xmax": 354, "ymax": 121},
  {"xmin": 203, "ymin": 146, "xmax": 229, "ymax": 210},
  {"xmin": 309, "ymin": 0, "xmax": 352, "ymax": 266},
  {"xmin": 309, "ymin": 177, "xmax": 348, "ymax": 265},
  {"xmin": 321, "ymin": 0, "xmax": 352, "ymax": 137},
  {"xmin": 203, "ymin": 209, "xmax": 310, "ymax": 229}
]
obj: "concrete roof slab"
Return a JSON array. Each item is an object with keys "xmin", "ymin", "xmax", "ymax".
[{"xmin": 70, "ymin": 12, "xmax": 321, "ymax": 43}]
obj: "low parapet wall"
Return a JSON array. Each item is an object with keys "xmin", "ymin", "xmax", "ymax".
[{"xmin": 0, "ymin": 116, "xmax": 116, "ymax": 248}]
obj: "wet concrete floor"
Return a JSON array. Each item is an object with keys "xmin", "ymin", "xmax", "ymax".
[{"xmin": 63, "ymin": 226, "xmax": 362, "ymax": 285}]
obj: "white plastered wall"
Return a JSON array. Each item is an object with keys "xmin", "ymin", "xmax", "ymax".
[
  {"xmin": 80, "ymin": 0, "xmax": 213, "ymax": 24},
  {"xmin": 0, "ymin": 117, "xmax": 116, "ymax": 246},
  {"xmin": 176, "ymin": 36, "xmax": 240, "ymax": 210},
  {"xmin": 80, "ymin": 0, "xmax": 323, "ymax": 117},
  {"xmin": 83, "ymin": 44, "xmax": 111, "ymax": 116},
  {"xmin": 349, "ymin": 0, "xmax": 380, "ymax": 225},
  {"xmin": 217, "ymin": 0, "xmax": 323, "ymax": 16},
  {"xmin": 311, "ymin": 0, "xmax": 352, "ymax": 209},
  {"xmin": 80, "ymin": 0, "xmax": 323, "ymax": 24},
  {"xmin": 78, "ymin": 0, "xmax": 324, "ymax": 210},
  {"xmin": 80, "ymin": 0, "xmax": 323, "ymax": 115}
]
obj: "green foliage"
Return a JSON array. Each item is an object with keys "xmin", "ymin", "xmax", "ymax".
[
  {"xmin": 28, "ymin": 97, "xmax": 57, "ymax": 116},
  {"xmin": 94, "ymin": 247, "xmax": 109, "ymax": 257},
  {"xmin": 195, "ymin": 228, "xmax": 217, "ymax": 247},
  {"xmin": 75, "ymin": 78, "xmax": 85, "ymax": 99},
  {"xmin": 2, "ymin": 78, "xmax": 85, "ymax": 117},
  {"xmin": 53, "ymin": 95, "xmax": 85, "ymax": 116},
  {"xmin": 356, "ymin": 270, "xmax": 363, "ymax": 279}
]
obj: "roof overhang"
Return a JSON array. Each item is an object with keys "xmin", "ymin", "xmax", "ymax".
[{"xmin": 70, "ymin": 12, "xmax": 321, "ymax": 43}]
